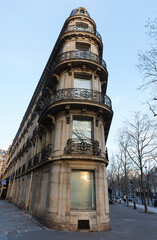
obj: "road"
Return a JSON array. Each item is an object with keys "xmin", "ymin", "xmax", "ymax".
[{"xmin": 0, "ymin": 200, "xmax": 157, "ymax": 240}]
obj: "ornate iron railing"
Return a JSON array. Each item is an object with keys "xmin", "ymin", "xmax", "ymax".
[
  {"xmin": 22, "ymin": 164, "xmax": 25, "ymax": 173},
  {"xmin": 64, "ymin": 138, "xmax": 101, "ymax": 156},
  {"xmin": 54, "ymin": 88, "xmax": 112, "ymax": 106},
  {"xmin": 27, "ymin": 158, "xmax": 33, "ymax": 170},
  {"xmin": 55, "ymin": 50, "xmax": 107, "ymax": 69},
  {"xmin": 13, "ymin": 144, "xmax": 52, "ymax": 178},
  {"xmin": 39, "ymin": 88, "xmax": 112, "ymax": 118},
  {"xmin": 33, "ymin": 153, "xmax": 40, "ymax": 166},
  {"xmin": 63, "ymin": 25, "xmax": 102, "ymax": 41},
  {"xmin": 41, "ymin": 144, "xmax": 52, "ymax": 162}
]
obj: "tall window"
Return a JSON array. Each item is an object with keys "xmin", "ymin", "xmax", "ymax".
[
  {"xmin": 72, "ymin": 118, "xmax": 92, "ymax": 141},
  {"xmin": 71, "ymin": 170, "xmax": 95, "ymax": 209}
]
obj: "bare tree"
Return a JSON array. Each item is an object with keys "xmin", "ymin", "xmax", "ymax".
[
  {"xmin": 117, "ymin": 130, "xmax": 132, "ymax": 207},
  {"xmin": 137, "ymin": 18, "xmax": 157, "ymax": 115},
  {"xmin": 107, "ymin": 156, "xmax": 118, "ymax": 201},
  {"xmin": 138, "ymin": 18, "xmax": 157, "ymax": 91},
  {"xmin": 138, "ymin": 48, "xmax": 157, "ymax": 93},
  {"xmin": 116, "ymin": 157, "xmax": 122, "ymax": 199},
  {"xmin": 122, "ymin": 112, "xmax": 157, "ymax": 213}
]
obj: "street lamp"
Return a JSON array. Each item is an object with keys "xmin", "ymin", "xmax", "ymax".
[{"xmin": 130, "ymin": 180, "xmax": 137, "ymax": 209}]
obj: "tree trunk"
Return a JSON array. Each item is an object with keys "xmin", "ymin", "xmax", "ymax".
[
  {"xmin": 147, "ymin": 177, "xmax": 150, "ymax": 206},
  {"xmin": 125, "ymin": 170, "xmax": 129, "ymax": 207},
  {"xmin": 141, "ymin": 169, "xmax": 148, "ymax": 213}
]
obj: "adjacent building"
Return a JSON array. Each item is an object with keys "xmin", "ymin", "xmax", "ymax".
[
  {"xmin": 3, "ymin": 7, "xmax": 113, "ymax": 231},
  {"xmin": 0, "ymin": 149, "xmax": 7, "ymax": 199},
  {"xmin": 0, "ymin": 149, "xmax": 7, "ymax": 180}
]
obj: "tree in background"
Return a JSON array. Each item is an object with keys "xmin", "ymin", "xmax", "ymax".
[
  {"xmin": 116, "ymin": 129, "xmax": 132, "ymax": 207},
  {"xmin": 138, "ymin": 18, "xmax": 157, "ymax": 115},
  {"xmin": 121, "ymin": 112, "xmax": 157, "ymax": 213},
  {"xmin": 107, "ymin": 157, "xmax": 117, "ymax": 201}
]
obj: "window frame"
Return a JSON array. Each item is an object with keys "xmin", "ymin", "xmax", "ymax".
[
  {"xmin": 70, "ymin": 170, "xmax": 96, "ymax": 210},
  {"xmin": 74, "ymin": 72, "xmax": 92, "ymax": 89},
  {"xmin": 76, "ymin": 22, "xmax": 89, "ymax": 31},
  {"xmin": 72, "ymin": 116, "xmax": 94, "ymax": 141},
  {"xmin": 76, "ymin": 42, "xmax": 90, "ymax": 52}
]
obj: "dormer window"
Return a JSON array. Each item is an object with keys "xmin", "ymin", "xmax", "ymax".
[
  {"xmin": 80, "ymin": 9, "xmax": 85, "ymax": 14},
  {"xmin": 70, "ymin": 8, "xmax": 90, "ymax": 17}
]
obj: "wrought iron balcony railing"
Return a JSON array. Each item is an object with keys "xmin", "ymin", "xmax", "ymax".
[
  {"xmin": 39, "ymin": 88, "xmax": 112, "ymax": 118},
  {"xmin": 41, "ymin": 144, "xmax": 52, "ymax": 162},
  {"xmin": 63, "ymin": 25, "xmax": 102, "ymax": 41},
  {"xmin": 64, "ymin": 138, "xmax": 101, "ymax": 156},
  {"xmin": 21, "ymin": 144, "xmax": 52, "ymax": 171},
  {"xmin": 55, "ymin": 50, "xmax": 107, "ymax": 70},
  {"xmin": 33, "ymin": 153, "xmax": 40, "ymax": 166}
]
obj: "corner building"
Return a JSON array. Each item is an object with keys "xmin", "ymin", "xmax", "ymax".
[{"xmin": 4, "ymin": 7, "xmax": 113, "ymax": 231}]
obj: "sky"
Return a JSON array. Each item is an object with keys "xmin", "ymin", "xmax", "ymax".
[{"xmin": 0, "ymin": 0, "xmax": 157, "ymax": 155}]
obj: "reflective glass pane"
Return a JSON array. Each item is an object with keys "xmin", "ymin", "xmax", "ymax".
[
  {"xmin": 74, "ymin": 77, "xmax": 91, "ymax": 89},
  {"xmin": 72, "ymin": 119, "xmax": 92, "ymax": 140},
  {"xmin": 71, "ymin": 171, "xmax": 95, "ymax": 209}
]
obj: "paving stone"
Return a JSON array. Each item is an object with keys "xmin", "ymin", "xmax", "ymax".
[
  {"xmin": 1, "ymin": 200, "xmax": 157, "ymax": 240},
  {"xmin": 0, "ymin": 232, "xmax": 7, "ymax": 240}
]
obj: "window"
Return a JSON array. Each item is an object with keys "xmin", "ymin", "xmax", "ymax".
[
  {"xmin": 80, "ymin": 9, "xmax": 85, "ymax": 15},
  {"xmin": 74, "ymin": 73, "xmax": 91, "ymax": 89},
  {"xmin": 74, "ymin": 77, "xmax": 91, "ymax": 89},
  {"xmin": 72, "ymin": 118, "xmax": 92, "ymax": 140},
  {"xmin": 76, "ymin": 22, "xmax": 88, "ymax": 31},
  {"xmin": 76, "ymin": 42, "xmax": 90, "ymax": 52},
  {"xmin": 71, "ymin": 171, "xmax": 95, "ymax": 209}
]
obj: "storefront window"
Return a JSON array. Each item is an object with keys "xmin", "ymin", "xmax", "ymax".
[{"xmin": 71, "ymin": 171, "xmax": 95, "ymax": 209}]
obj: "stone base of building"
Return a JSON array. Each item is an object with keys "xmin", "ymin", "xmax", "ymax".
[
  {"xmin": 32, "ymin": 214, "xmax": 111, "ymax": 232},
  {"xmin": 6, "ymin": 160, "xmax": 111, "ymax": 232}
]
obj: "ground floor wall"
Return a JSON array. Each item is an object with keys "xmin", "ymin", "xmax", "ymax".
[{"xmin": 6, "ymin": 160, "xmax": 111, "ymax": 232}]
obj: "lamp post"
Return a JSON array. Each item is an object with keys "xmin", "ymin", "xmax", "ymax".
[{"xmin": 130, "ymin": 180, "xmax": 137, "ymax": 209}]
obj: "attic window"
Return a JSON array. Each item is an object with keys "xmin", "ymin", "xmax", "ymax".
[
  {"xmin": 76, "ymin": 42, "xmax": 90, "ymax": 51},
  {"xmin": 80, "ymin": 9, "xmax": 85, "ymax": 15},
  {"xmin": 76, "ymin": 22, "xmax": 88, "ymax": 30}
]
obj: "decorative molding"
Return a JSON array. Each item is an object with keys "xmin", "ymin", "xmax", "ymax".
[{"xmin": 65, "ymin": 105, "xmax": 70, "ymax": 124}]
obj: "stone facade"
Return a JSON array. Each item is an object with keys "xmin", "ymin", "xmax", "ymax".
[
  {"xmin": 0, "ymin": 149, "xmax": 7, "ymax": 179},
  {"xmin": 3, "ymin": 7, "xmax": 113, "ymax": 231}
]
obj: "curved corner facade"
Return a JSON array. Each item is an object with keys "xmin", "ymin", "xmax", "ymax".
[{"xmin": 3, "ymin": 7, "xmax": 113, "ymax": 232}]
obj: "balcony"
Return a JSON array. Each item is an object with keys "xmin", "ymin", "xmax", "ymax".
[
  {"xmin": 39, "ymin": 88, "xmax": 112, "ymax": 118},
  {"xmin": 63, "ymin": 25, "xmax": 102, "ymax": 41},
  {"xmin": 12, "ymin": 145, "xmax": 52, "ymax": 178},
  {"xmin": 64, "ymin": 138, "xmax": 101, "ymax": 156},
  {"xmin": 44, "ymin": 50, "xmax": 108, "ymax": 88},
  {"xmin": 55, "ymin": 50, "xmax": 107, "ymax": 70},
  {"xmin": 40, "ymin": 144, "xmax": 52, "ymax": 162}
]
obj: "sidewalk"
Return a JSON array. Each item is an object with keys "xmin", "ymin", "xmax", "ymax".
[
  {"xmin": 129, "ymin": 202, "xmax": 157, "ymax": 213},
  {"xmin": 0, "ymin": 200, "xmax": 157, "ymax": 240}
]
